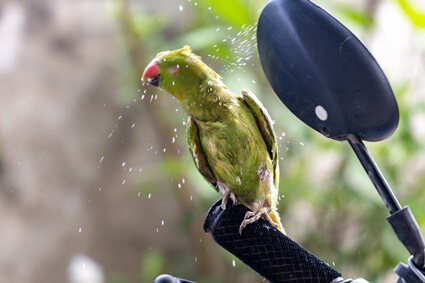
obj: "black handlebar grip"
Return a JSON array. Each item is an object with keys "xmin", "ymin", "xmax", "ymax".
[{"xmin": 204, "ymin": 200, "xmax": 342, "ymax": 283}]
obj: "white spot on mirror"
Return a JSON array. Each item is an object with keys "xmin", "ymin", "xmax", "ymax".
[{"xmin": 315, "ymin": 105, "xmax": 328, "ymax": 121}]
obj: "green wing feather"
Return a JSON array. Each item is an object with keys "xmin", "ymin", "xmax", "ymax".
[
  {"xmin": 240, "ymin": 89, "xmax": 279, "ymax": 187},
  {"xmin": 187, "ymin": 117, "xmax": 218, "ymax": 191}
]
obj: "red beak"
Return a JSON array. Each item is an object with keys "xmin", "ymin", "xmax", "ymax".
[{"xmin": 142, "ymin": 59, "xmax": 161, "ymax": 86}]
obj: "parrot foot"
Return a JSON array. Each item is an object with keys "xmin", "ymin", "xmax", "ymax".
[
  {"xmin": 217, "ymin": 181, "xmax": 237, "ymax": 210},
  {"xmin": 239, "ymin": 208, "xmax": 278, "ymax": 234}
]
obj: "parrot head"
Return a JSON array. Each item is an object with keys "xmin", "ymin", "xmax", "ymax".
[{"xmin": 142, "ymin": 46, "xmax": 220, "ymax": 101}]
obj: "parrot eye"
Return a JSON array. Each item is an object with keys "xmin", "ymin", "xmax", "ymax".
[{"xmin": 168, "ymin": 65, "xmax": 180, "ymax": 76}]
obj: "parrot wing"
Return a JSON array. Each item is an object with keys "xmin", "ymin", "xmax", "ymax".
[
  {"xmin": 187, "ymin": 117, "xmax": 218, "ymax": 192},
  {"xmin": 240, "ymin": 89, "xmax": 279, "ymax": 187}
]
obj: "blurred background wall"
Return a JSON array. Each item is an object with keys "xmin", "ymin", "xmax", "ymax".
[{"xmin": 0, "ymin": 0, "xmax": 424, "ymax": 282}]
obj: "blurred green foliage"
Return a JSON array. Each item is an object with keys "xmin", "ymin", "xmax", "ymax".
[
  {"xmin": 110, "ymin": 0, "xmax": 425, "ymax": 282},
  {"xmin": 397, "ymin": 0, "xmax": 425, "ymax": 27}
]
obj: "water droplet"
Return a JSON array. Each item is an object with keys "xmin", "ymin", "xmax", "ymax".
[
  {"xmin": 108, "ymin": 124, "xmax": 118, "ymax": 138},
  {"xmin": 99, "ymin": 156, "xmax": 104, "ymax": 163},
  {"xmin": 179, "ymin": 4, "xmax": 183, "ymax": 11},
  {"xmin": 148, "ymin": 193, "xmax": 152, "ymax": 199},
  {"xmin": 78, "ymin": 228, "xmax": 82, "ymax": 233},
  {"xmin": 122, "ymin": 162, "xmax": 126, "ymax": 167},
  {"xmin": 232, "ymin": 259, "xmax": 236, "ymax": 267},
  {"xmin": 161, "ymin": 220, "xmax": 165, "ymax": 226}
]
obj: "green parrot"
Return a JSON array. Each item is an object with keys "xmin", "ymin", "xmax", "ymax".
[{"xmin": 142, "ymin": 46, "xmax": 284, "ymax": 234}]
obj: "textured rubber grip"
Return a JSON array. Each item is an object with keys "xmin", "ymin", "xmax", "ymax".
[{"xmin": 204, "ymin": 200, "xmax": 341, "ymax": 283}]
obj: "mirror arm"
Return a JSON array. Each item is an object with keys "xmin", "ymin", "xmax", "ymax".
[
  {"xmin": 346, "ymin": 134, "xmax": 401, "ymax": 213},
  {"xmin": 346, "ymin": 134, "xmax": 425, "ymax": 279}
]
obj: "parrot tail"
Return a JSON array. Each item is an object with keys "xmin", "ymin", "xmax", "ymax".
[{"xmin": 268, "ymin": 210, "xmax": 286, "ymax": 235}]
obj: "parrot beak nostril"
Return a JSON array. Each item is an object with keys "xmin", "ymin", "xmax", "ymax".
[{"xmin": 142, "ymin": 59, "xmax": 161, "ymax": 86}]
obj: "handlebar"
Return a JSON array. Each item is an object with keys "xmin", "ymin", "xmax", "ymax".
[
  {"xmin": 154, "ymin": 199, "xmax": 425, "ymax": 282},
  {"xmin": 203, "ymin": 199, "xmax": 343, "ymax": 283},
  {"xmin": 154, "ymin": 200, "xmax": 353, "ymax": 283}
]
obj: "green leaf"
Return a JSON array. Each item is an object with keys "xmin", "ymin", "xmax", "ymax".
[
  {"xmin": 397, "ymin": 0, "xmax": 425, "ymax": 28},
  {"xmin": 196, "ymin": 0, "xmax": 253, "ymax": 27}
]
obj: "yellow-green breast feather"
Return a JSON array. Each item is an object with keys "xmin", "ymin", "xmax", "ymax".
[{"xmin": 186, "ymin": 89, "xmax": 277, "ymax": 204}]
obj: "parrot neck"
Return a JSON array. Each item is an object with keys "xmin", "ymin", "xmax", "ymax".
[{"xmin": 180, "ymin": 77, "xmax": 237, "ymax": 121}]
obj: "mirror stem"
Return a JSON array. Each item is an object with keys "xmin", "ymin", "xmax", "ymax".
[
  {"xmin": 346, "ymin": 134, "xmax": 425, "ymax": 271},
  {"xmin": 346, "ymin": 134, "xmax": 401, "ymax": 213}
]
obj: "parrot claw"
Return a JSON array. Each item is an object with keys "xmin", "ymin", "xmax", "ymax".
[
  {"xmin": 239, "ymin": 211, "xmax": 262, "ymax": 234},
  {"xmin": 238, "ymin": 223, "xmax": 246, "ymax": 235},
  {"xmin": 243, "ymin": 211, "xmax": 257, "ymax": 219},
  {"xmin": 217, "ymin": 181, "xmax": 237, "ymax": 210},
  {"xmin": 230, "ymin": 192, "xmax": 238, "ymax": 204},
  {"xmin": 221, "ymin": 198, "xmax": 227, "ymax": 210},
  {"xmin": 239, "ymin": 208, "xmax": 278, "ymax": 235}
]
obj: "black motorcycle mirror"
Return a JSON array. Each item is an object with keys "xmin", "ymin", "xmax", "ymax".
[{"xmin": 257, "ymin": 0, "xmax": 425, "ymax": 281}]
